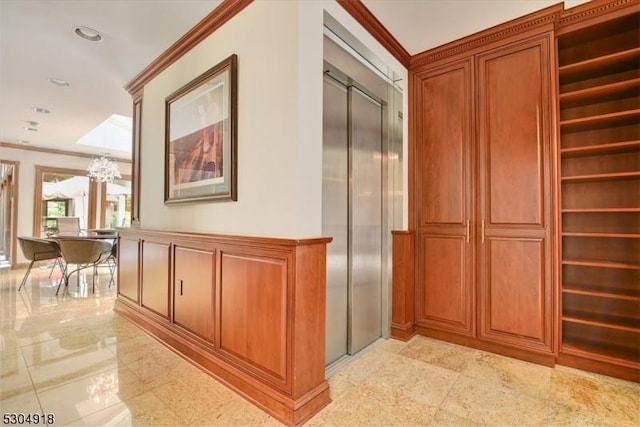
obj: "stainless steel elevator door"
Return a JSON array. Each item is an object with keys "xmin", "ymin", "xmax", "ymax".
[
  {"xmin": 323, "ymin": 77, "xmax": 349, "ymax": 365},
  {"xmin": 323, "ymin": 75, "xmax": 383, "ymax": 366},
  {"xmin": 349, "ymin": 86, "xmax": 382, "ymax": 354}
]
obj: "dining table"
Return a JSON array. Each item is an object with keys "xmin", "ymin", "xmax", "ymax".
[{"xmin": 46, "ymin": 231, "xmax": 117, "ymax": 240}]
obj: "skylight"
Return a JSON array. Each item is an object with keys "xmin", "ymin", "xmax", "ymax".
[{"xmin": 76, "ymin": 114, "xmax": 132, "ymax": 154}]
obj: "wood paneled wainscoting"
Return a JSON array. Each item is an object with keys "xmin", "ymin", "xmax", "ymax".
[{"xmin": 115, "ymin": 228, "xmax": 331, "ymax": 425}]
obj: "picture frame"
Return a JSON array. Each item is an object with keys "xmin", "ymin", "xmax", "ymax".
[{"xmin": 165, "ymin": 54, "xmax": 237, "ymax": 204}]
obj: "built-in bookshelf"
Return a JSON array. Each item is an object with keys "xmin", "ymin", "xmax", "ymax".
[{"xmin": 558, "ymin": 10, "xmax": 640, "ymax": 380}]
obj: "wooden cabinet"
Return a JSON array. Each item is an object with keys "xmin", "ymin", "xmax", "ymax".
[
  {"xmin": 173, "ymin": 246, "xmax": 215, "ymax": 342},
  {"xmin": 557, "ymin": 7, "xmax": 640, "ymax": 381},
  {"xmin": 141, "ymin": 240, "xmax": 170, "ymax": 318},
  {"xmin": 476, "ymin": 37, "xmax": 553, "ymax": 352},
  {"xmin": 114, "ymin": 228, "xmax": 331, "ymax": 425},
  {"xmin": 412, "ymin": 28, "xmax": 555, "ymax": 361},
  {"xmin": 414, "ymin": 58, "xmax": 474, "ymax": 336},
  {"xmin": 117, "ymin": 235, "xmax": 140, "ymax": 303}
]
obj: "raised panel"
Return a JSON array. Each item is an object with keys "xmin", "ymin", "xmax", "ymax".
[
  {"xmin": 118, "ymin": 236, "xmax": 139, "ymax": 303},
  {"xmin": 219, "ymin": 251, "xmax": 288, "ymax": 389},
  {"xmin": 417, "ymin": 234, "xmax": 472, "ymax": 335},
  {"xmin": 416, "ymin": 60, "xmax": 472, "ymax": 226},
  {"xmin": 174, "ymin": 246, "xmax": 215, "ymax": 342},
  {"xmin": 141, "ymin": 241, "xmax": 170, "ymax": 318},
  {"xmin": 479, "ymin": 41, "xmax": 548, "ymax": 226},
  {"xmin": 481, "ymin": 238, "xmax": 548, "ymax": 347}
]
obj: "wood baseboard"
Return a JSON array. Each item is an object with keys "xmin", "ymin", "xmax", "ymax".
[
  {"xmin": 557, "ymin": 351, "xmax": 639, "ymax": 383},
  {"xmin": 414, "ymin": 325, "xmax": 556, "ymax": 367},
  {"xmin": 390, "ymin": 322, "xmax": 416, "ymax": 341}
]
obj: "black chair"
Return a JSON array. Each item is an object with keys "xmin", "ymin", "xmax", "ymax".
[{"xmin": 17, "ymin": 237, "xmax": 64, "ymax": 291}]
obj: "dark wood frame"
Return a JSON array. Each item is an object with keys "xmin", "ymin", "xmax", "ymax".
[
  {"xmin": 99, "ymin": 174, "xmax": 132, "ymax": 229},
  {"xmin": 164, "ymin": 54, "xmax": 238, "ymax": 204},
  {"xmin": 0, "ymin": 159, "xmax": 19, "ymax": 269},
  {"xmin": 33, "ymin": 166, "xmax": 98, "ymax": 236},
  {"xmin": 131, "ymin": 92, "xmax": 142, "ymax": 225}
]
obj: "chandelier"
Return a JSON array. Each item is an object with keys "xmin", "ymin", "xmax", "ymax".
[{"xmin": 87, "ymin": 153, "xmax": 121, "ymax": 183}]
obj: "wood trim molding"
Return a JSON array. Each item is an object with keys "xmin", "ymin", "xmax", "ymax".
[
  {"xmin": 0, "ymin": 142, "xmax": 131, "ymax": 164},
  {"xmin": 391, "ymin": 230, "xmax": 415, "ymax": 341},
  {"xmin": 557, "ymin": 0, "xmax": 640, "ymax": 31},
  {"xmin": 124, "ymin": 0, "xmax": 253, "ymax": 95},
  {"xmin": 0, "ymin": 159, "xmax": 19, "ymax": 269},
  {"xmin": 131, "ymin": 93, "xmax": 142, "ymax": 225},
  {"xmin": 410, "ymin": 3, "xmax": 563, "ymax": 68},
  {"xmin": 99, "ymin": 174, "xmax": 132, "ymax": 228},
  {"xmin": 336, "ymin": 0, "xmax": 410, "ymax": 68},
  {"xmin": 416, "ymin": 325, "xmax": 557, "ymax": 367}
]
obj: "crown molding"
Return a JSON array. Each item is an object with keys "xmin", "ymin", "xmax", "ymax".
[
  {"xmin": 336, "ymin": 0, "xmax": 410, "ymax": 68},
  {"xmin": 0, "ymin": 142, "xmax": 132, "ymax": 164},
  {"xmin": 557, "ymin": 0, "xmax": 639, "ymax": 32},
  {"xmin": 124, "ymin": 0, "xmax": 253, "ymax": 95},
  {"xmin": 410, "ymin": 3, "xmax": 562, "ymax": 68}
]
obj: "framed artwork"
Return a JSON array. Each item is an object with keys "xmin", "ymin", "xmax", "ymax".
[{"xmin": 165, "ymin": 54, "xmax": 237, "ymax": 204}]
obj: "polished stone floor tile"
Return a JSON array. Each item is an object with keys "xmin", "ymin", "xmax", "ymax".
[
  {"xmin": 308, "ymin": 381, "xmax": 437, "ymax": 426},
  {"xmin": 37, "ymin": 365, "xmax": 148, "ymax": 425},
  {"xmin": 0, "ymin": 353, "xmax": 34, "ymax": 400},
  {"xmin": 105, "ymin": 333, "xmax": 165, "ymax": 364},
  {"xmin": 2, "ymin": 267, "xmax": 639, "ymax": 426},
  {"xmin": 461, "ymin": 350, "xmax": 552, "ymax": 399},
  {"xmin": 99, "ymin": 391, "xmax": 185, "ymax": 426},
  {"xmin": 439, "ymin": 374, "xmax": 552, "ymax": 425},
  {"xmin": 152, "ymin": 372, "xmax": 236, "ymax": 424},
  {"xmin": 368, "ymin": 354, "xmax": 460, "ymax": 407},
  {"xmin": 28, "ymin": 345, "xmax": 119, "ymax": 393},
  {"xmin": 189, "ymin": 394, "xmax": 271, "ymax": 426},
  {"xmin": 0, "ymin": 389, "xmax": 43, "ymax": 414},
  {"xmin": 20, "ymin": 330, "xmax": 103, "ymax": 367},
  {"xmin": 430, "ymin": 408, "xmax": 481, "ymax": 426},
  {"xmin": 400, "ymin": 334, "xmax": 479, "ymax": 372},
  {"xmin": 550, "ymin": 365, "xmax": 640, "ymax": 426}
]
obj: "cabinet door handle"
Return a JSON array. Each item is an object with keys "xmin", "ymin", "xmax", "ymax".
[
  {"xmin": 465, "ymin": 219, "xmax": 470, "ymax": 243},
  {"xmin": 179, "ymin": 279, "xmax": 183, "ymax": 296},
  {"xmin": 481, "ymin": 220, "xmax": 485, "ymax": 243}
]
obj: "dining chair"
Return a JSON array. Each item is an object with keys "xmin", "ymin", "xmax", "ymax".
[
  {"xmin": 56, "ymin": 239, "xmax": 113, "ymax": 295},
  {"xmin": 106, "ymin": 241, "xmax": 118, "ymax": 288},
  {"xmin": 56, "ymin": 217, "xmax": 81, "ymax": 234},
  {"xmin": 17, "ymin": 237, "xmax": 64, "ymax": 291}
]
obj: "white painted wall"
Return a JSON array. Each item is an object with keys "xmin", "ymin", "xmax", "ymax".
[
  {"xmin": 138, "ymin": 0, "xmax": 408, "ymax": 238},
  {"xmin": 1, "ymin": 146, "xmax": 131, "ymax": 263}
]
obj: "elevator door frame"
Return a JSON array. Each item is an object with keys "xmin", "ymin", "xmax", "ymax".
[{"xmin": 322, "ymin": 61, "xmax": 391, "ymax": 373}]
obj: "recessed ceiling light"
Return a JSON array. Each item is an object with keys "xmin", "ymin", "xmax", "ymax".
[
  {"xmin": 24, "ymin": 120, "xmax": 39, "ymax": 127},
  {"xmin": 74, "ymin": 26, "xmax": 103, "ymax": 42},
  {"xmin": 24, "ymin": 127, "xmax": 38, "ymax": 131},
  {"xmin": 49, "ymin": 78, "xmax": 70, "ymax": 87},
  {"xmin": 32, "ymin": 107, "xmax": 51, "ymax": 114}
]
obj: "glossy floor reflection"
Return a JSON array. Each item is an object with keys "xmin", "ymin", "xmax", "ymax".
[{"xmin": 1, "ymin": 267, "xmax": 638, "ymax": 426}]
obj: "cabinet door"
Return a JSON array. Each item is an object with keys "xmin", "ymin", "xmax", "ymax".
[
  {"xmin": 413, "ymin": 58, "xmax": 474, "ymax": 335},
  {"xmin": 173, "ymin": 246, "xmax": 215, "ymax": 342},
  {"xmin": 141, "ymin": 241, "xmax": 170, "ymax": 318},
  {"xmin": 118, "ymin": 236, "xmax": 139, "ymax": 303},
  {"xmin": 477, "ymin": 35, "xmax": 553, "ymax": 352}
]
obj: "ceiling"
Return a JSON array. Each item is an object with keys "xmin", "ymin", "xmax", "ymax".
[
  {"xmin": 0, "ymin": 0, "xmax": 590, "ymax": 159},
  {"xmin": 361, "ymin": 0, "xmax": 590, "ymax": 56}
]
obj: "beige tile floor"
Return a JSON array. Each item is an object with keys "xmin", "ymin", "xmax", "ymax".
[{"xmin": 1, "ymin": 265, "xmax": 638, "ymax": 426}]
